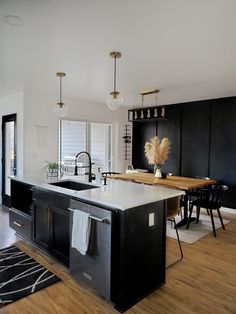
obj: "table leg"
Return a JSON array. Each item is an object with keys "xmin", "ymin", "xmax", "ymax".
[{"xmin": 176, "ymin": 192, "xmax": 196, "ymax": 228}]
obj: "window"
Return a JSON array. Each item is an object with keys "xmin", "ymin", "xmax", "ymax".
[
  {"xmin": 59, "ymin": 120, "xmax": 112, "ymax": 174},
  {"xmin": 59, "ymin": 120, "xmax": 87, "ymax": 173},
  {"xmin": 90, "ymin": 122, "xmax": 112, "ymax": 172}
]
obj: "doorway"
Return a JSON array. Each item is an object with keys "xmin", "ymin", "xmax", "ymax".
[{"xmin": 2, "ymin": 114, "xmax": 17, "ymax": 207}]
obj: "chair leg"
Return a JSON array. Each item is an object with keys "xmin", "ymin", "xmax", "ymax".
[
  {"xmin": 216, "ymin": 208, "xmax": 225, "ymax": 230},
  {"xmin": 186, "ymin": 204, "xmax": 194, "ymax": 229},
  {"xmin": 209, "ymin": 209, "xmax": 216, "ymax": 237},
  {"xmin": 196, "ymin": 206, "xmax": 200, "ymax": 223},
  {"xmin": 173, "ymin": 218, "xmax": 183, "ymax": 260},
  {"xmin": 166, "ymin": 218, "xmax": 183, "ymax": 268},
  {"xmin": 206, "ymin": 208, "xmax": 210, "ymax": 215}
]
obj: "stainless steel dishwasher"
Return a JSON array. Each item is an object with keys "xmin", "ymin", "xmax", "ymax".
[{"xmin": 69, "ymin": 199, "xmax": 112, "ymax": 300}]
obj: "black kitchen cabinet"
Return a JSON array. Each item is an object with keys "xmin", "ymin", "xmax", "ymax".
[
  {"xmin": 210, "ymin": 99, "xmax": 236, "ymax": 208},
  {"xmin": 132, "ymin": 121, "xmax": 157, "ymax": 171},
  {"xmin": 10, "ymin": 178, "xmax": 167, "ymax": 312},
  {"xmin": 33, "ymin": 188, "xmax": 70, "ymax": 266},
  {"xmin": 157, "ymin": 105, "xmax": 181, "ymax": 175},
  {"xmin": 9, "ymin": 179, "xmax": 34, "ymax": 241},
  {"xmin": 181, "ymin": 101, "xmax": 210, "ymax": 177}
]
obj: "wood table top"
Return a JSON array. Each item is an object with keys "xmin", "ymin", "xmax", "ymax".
[{"xmin": 108, "ymin": 173, "xmax": 217, "ymax": 191}]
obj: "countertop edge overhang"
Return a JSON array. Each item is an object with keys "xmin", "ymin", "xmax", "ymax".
[{"xmin": 11, "ymin": 175, "xmax": 184, "ymax": 211}]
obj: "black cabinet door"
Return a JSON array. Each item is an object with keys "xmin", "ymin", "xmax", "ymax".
[
  {"xmin": 33, "ymin": 202, "xmax": 51, "ymax": 249},
  {"xmin": 132, "ymin": 122, "xmax": 157, "ymax": 171},
  {"xmin": 51, "ymin": 206, "xmax": 70, "ymax": 264},
  {"xmin": 33, "ymin": 200, "xmax": 70, "ymax": 265},
  {"xmin": 181, "ymin": 102, "xmax": 210, "ymax": 177},
  {"xmin": 157, "ymin": 106, "xmax": 181, "ymax": 175},
  {"xmin": 210, "ymin": 99, "xmax": 236, "ymax": 208}
]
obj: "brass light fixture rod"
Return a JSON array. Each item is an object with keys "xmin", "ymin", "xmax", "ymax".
[
  {"xmin": 109, "ymin": 51, "xmax": 122, "ymax": 98},
  {"xmin": 140, "ymin": 88, "xmax": 160, "ymax": 96},
  {"xmin": 56, "ymin": 72, "xmax": 66, "ymax": 108}
]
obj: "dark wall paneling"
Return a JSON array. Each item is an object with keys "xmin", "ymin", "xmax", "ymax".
[
  {"xmin": 132, "ymin": 122, "xmax": 157, "ymax": 171},
  {"xmin": 157, "ymin": 105, "xmax": 181, "ymax": 175},
  {"xmin": 131, "ymin": 96, "xmax": 236, "ymax": 208},
  {"xmin": 181, "ymin": 101, "xmax": 210, "ymax": 178},
  {"xmin": 210, "ymin": 98, "xmax": 236, "ymax": 208}
]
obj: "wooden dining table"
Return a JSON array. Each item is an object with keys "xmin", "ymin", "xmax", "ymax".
[{"xmin": 108, "ymin": 172, "xmax": 217, "ymax": 227}]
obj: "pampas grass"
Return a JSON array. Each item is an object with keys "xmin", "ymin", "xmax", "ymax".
[{"xmin": 144, "ymin": 136, "xmax": 170, "ymax": 165}]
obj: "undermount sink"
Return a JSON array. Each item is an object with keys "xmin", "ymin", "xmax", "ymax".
[{"xmin": 49, "ymin": 180, "xmax": 99, "ymax": 191}]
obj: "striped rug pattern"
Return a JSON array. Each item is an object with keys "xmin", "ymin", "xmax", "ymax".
[{"xmin": 0, "ymin": 245, "xmax": 60, "ymax": 307}]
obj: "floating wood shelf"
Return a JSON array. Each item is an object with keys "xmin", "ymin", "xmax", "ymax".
[{"xmin": 128, "ymin": 106, "xmax": 167, "ymax": 122}]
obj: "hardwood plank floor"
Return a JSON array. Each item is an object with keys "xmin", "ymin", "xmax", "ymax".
[{"xmin": 1, "ymin": 205, "xmax": 236, "ymax": 314}]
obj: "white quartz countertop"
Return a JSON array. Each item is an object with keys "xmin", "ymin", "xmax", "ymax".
[{"xmin": 12, "ymin": 175, "xmax": 184, "ymax": 211}]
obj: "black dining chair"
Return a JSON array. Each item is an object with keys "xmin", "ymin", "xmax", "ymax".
[
  {"xmin": 186, "ymin": 184, "xmax": 229, "ymax": 237},
  {"xmin": 187, "ymin": 177, "xmax": 211, "ymax": 202},
  {"xmin": 187, "ymin": 177, "xmax": 211, "ymax": 215}
]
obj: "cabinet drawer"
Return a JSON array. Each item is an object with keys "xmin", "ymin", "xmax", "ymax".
[{"xmin": 9, "ymin": 208, "xmax": 32, "ymax": 240}]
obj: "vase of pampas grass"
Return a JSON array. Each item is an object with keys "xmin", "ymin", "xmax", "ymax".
[
  {"xmin": 154, "ymin": 163, "xmax": 162, "ymax": 178},
  {"xmin": 144, "ymin": 136, "xmax": 170, "ymax": 178}
]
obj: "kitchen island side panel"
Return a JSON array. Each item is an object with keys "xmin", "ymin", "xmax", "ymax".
[{"xmin": 113, "ymin": 200, "xmax": 166, "ymax": 312}]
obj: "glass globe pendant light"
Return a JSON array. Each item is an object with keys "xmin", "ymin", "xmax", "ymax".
[
  {"xmin": 54, "ymin": 72, "xmax": 68, "ymax": 117},
  {"xmin": 106, "ymin": 51, "xmax": 124, "ymax": 110}
]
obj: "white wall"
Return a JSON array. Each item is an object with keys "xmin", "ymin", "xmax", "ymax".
[
  {"xmin": 0, "ymin": 92, "xmax": 24, "ymax": 203},
  {"xmin": 23, "ymin": 92, "xmax": 131, "ymax": 177}
]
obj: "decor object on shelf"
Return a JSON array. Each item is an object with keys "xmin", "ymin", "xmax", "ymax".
[
  {"xmin": 106, "ymin": 51, "xmax": 124, "ymax": 110},
  {"xmin": 128, "ymin": 88, "xmax": 167, "ymax": 122},
  {"xmin": 144, "ymin": 136, "xmax": 170, "ymax": 177},
  {"xmin": 0, "ymin": 245, "xmax": 60, "ymax": 307},
  {"xmin": 54, "ymin": 72, "xmax": 67, "ymax": 117}
]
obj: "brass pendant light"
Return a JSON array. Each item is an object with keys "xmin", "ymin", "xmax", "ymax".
[
  {"xmin": 54, "ymin": 72, "xmax": 67, "ymax": 117},
  {"xmin": 106, "ymin": 51, "xmax": 124, "ymax": 110}
]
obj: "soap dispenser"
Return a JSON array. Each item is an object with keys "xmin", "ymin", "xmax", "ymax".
[{"xmin": 97, "ymin": 167, "xmax": 102, "ymax": 185}]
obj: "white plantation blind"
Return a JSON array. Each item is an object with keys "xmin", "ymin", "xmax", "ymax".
[
  {"xmin": 90, "ymin": 123, "xmax": 105, "ymax": 167},
  {"xmin": 90, "ymin": 123, "xmax": 112, "ymax": 171},
  {"xmin": 60, "ymin": 120, "xmax": 87, "ymax": 166}
]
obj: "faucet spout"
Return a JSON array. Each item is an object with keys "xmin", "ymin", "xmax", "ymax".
[{"xmin": 74, "ymin": 151, "xmax": 92, "ymax": 182}]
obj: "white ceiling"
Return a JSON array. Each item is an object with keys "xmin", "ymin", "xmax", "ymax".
[{"xmin": 1, "ymin": 0, "xmax": 236, "ymax": 108}]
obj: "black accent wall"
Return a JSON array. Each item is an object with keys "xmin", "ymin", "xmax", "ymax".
[{"xmin": 132, "ymin": 96, "xmax": 236, "ymax": 209}]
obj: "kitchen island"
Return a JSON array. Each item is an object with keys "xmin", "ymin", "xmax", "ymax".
[{"xmin": 9, "ymin": 176, "xmax": 183, "ymax": 312}]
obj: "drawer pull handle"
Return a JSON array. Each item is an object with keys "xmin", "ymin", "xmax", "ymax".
[{"xmin": 13, "ymin": 221, "xmax": 23, "ymax": 227}]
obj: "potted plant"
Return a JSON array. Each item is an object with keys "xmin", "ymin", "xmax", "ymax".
[
  {"xmin": 45, "ymin": 162, "xmax": 64, "ymax": 179},
  {"xmin": 144, "ymin": 136, "xmax": 170, "ymax": 178}
]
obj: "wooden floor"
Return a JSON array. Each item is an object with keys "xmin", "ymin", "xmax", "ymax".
[{"xmin": 1, "ymin": 205, "xmax": 236, "ymax": 314}]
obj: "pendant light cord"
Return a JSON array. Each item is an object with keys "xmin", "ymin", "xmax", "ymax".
[{"xmin": 114, "ymin": 56, "xmax": 117, "ymax": 92}]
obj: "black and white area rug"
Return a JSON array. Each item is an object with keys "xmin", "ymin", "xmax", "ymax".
[{"xmin": 0, "ymin": 245, "xmax": 60, "ymax": 307}]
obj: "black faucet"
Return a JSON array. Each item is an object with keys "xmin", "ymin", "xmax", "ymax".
[{"xmin": 74, "ymin": 151, "xmax": 93, "ymax": 182}]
